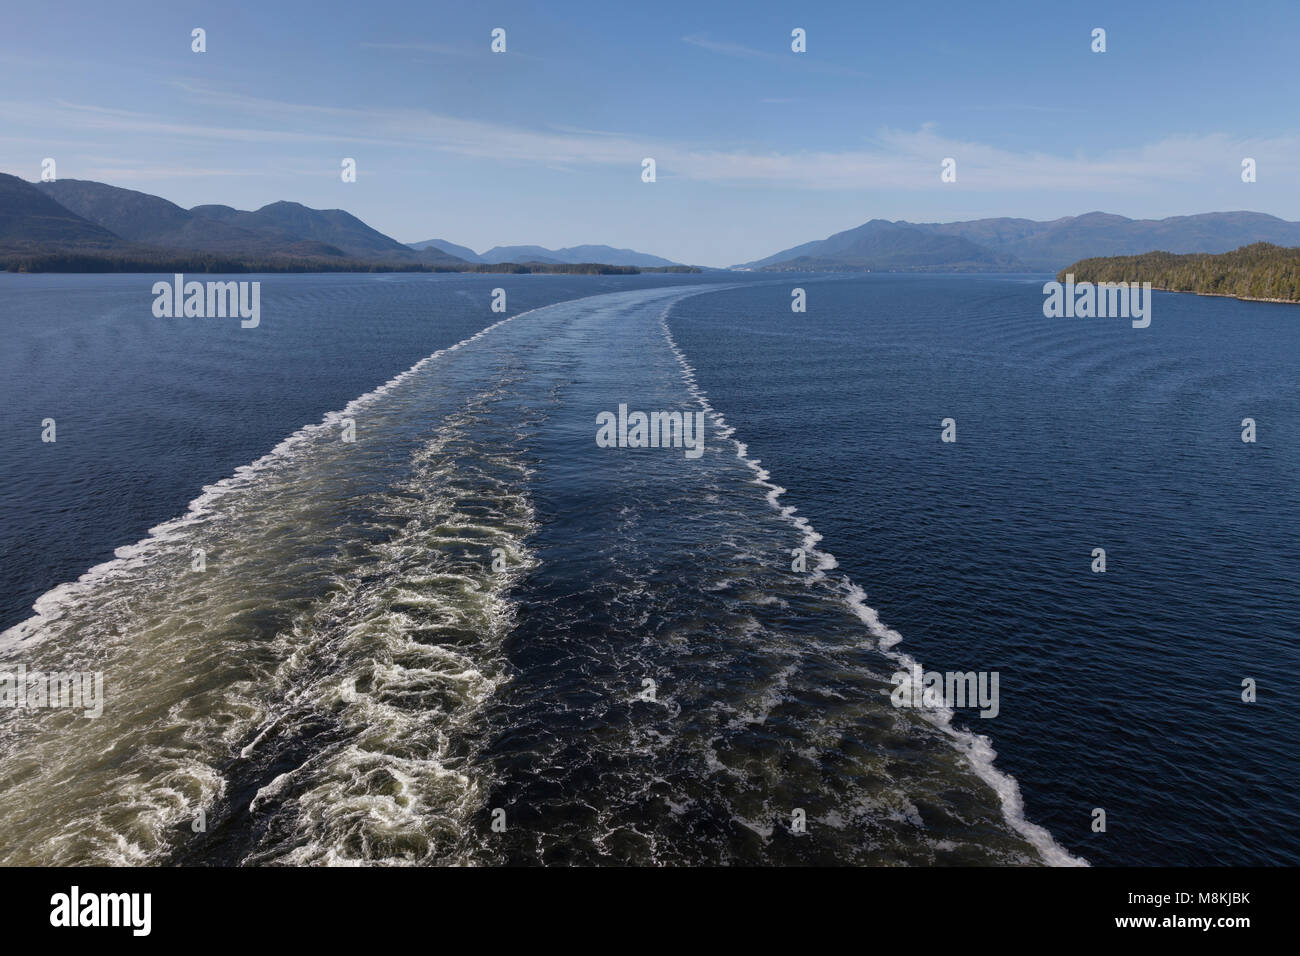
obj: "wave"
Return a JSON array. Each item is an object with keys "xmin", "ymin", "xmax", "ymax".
[
  {"xmin": 659, "ymin": 303, "xmax": 1086, "ymax": 867},
  {"xmin": 0, "ymin": 298, "xmax": 560, "ymax": 865},
  {"xmin": 0, "ymin": 301, "xmax": 551, "ymax": 655},
  {"xmin": 1, "ymin": 282, "xmax": 1086, "ymax": 866}
]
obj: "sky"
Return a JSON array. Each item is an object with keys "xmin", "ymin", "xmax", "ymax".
[{"xmin": 2, "ymin": 0, "xmax": 1299, "ymax": 267}]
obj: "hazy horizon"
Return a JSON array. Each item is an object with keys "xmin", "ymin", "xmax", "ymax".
[
  {"xmin": 17, "ymin": 169, "xmax": 1299, "ymax": 268},
  {"xmin": 3, "ymin": 0, "xmax": 1299, "ymax": 266}
]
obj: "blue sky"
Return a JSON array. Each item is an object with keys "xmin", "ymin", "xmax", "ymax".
[{"xmin": 3, "ymin": 0, "xmax": 1298, "ymax": 266}]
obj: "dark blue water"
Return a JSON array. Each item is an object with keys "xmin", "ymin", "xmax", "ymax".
[
  {"xmin": 0, "ymin": 272, "xmax": 729, "ymax": 632},
  {"xmin": 0, "ymin": 271, "xmax": 1293, "ymax": 866},
  {"xmin": 668, "ymin": 274, "xmax": 1300, "ymax": 866}
]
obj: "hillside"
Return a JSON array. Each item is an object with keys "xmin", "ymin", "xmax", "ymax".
[
  {"xmin": 1061, "ymin": 242, "xmax": 1300, "ymax": 303},
  {"xmin": 35, "ymin": 181, "xmax": 465, "ymax": 265},
  {"xmin": 0, "ymin": 174, "xmax": 124, "ymax": 247},
  {"xmin": 739, "ymin": 219, "xmax": 1025, "ymax": 272},
  {"xmin": 741, "ymin": 211, "xmax": 1300, "ymax": 273},
  {"xmin": 921, "ymin": 211, "xmax": 1300, "ymax": 271},
  {"xmin": 476, "ymin": 243, "xmax": 679, "ymax": 267},
  {"xmin": 408, "ymin": 238, "xmax": 483, "ymax": 262},
  {"xmin": 3, "ymin": 177, "xmax": 687, "ymax": 271}
]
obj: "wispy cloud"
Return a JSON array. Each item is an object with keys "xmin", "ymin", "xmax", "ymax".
[
  {"xmin": 682, "ymin": 34, "xmax": 870, "ymax": 79},
  {"xmin": 969, "ymin": 104, "xmax": 1079, "ymax": 114},
  {"xmin": 359, "ymin": 38, "xmax": 544, "ymax": 62},
  {"xmin": 4, "ymin": 86, "xmax": 1296, "ymax": 196},
  {"xmin": 76, "ymin": 157, "xmax": 267, "ymax": 180},
  {"xmin": 0, "ymin": 98, "xmax": 371, "ymax": 146},
  {"xmin": 360, "ymin": 41, "xmax": 470, "ymax": 57}
]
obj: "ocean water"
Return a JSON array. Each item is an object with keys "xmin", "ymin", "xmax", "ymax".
[
  {"xmin": 0, "ymin": 272, "xmax": 1293, "ymax": 865},
  {"xmin": 668, "ymin": 275, "xmax": 1300, "ymax": 866}
]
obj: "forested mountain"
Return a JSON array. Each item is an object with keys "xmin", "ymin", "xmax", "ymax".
[
  {"xmin": 35, "ymin": 180, "xmax": 465, "ymax": 264},
  {"xmin": 408, "ymin": 238, "xmax": 483, "ymax": 262},
  {"xmin": 923, "ymin": 211, "xmax": 1300, "ymax": 270},
  {"xmin": 2, "ymin": 176, "xmax": 684, "ymax": 271},
  {"xmin": 1062, "ymin": 242, "xmax": 1300, "ymax": 303},
  {"xmin": 476, "ymin": 244, "xmax": 679, "ymax": 267},
  {"xmin": 0, "ymin": 174, "xmax": 122, "ymax": 246},
  {"xmin": 738, "ymin": 219, "xmax": 1023, "ymax": 272},
  {"xmin": 741, "ymin": 212, "xmax": 1300, "ymax": 273}
]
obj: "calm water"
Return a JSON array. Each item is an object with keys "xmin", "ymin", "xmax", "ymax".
[
  {"xmin": 0, "ymin": 272, "xmax": 1294, "ymax": 865},
  {"xmin": 669, "ymin": 275, "xmax": 1300, "ymax": 866}
]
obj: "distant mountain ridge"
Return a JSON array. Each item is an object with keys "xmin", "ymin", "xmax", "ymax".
[
  {"xmin": 739, "ymin": 211, "xmax": 1300, "ymax": 273},
  {"xmin": 738, "ymin": 219, "xmax": 1022, "ymax": 272},
  {"xmin": 0, "ymin": 176, "xmax": 690, "ymax": 272},
  {"xmin": 407, "ymin": 239, "xmax": 679, "ymax": 267},
  {"xmin": 408, "ymin": 238, "xmax": 482, "ymax": 262},
  {"xmin": 6, "ymin": 174, "xmax": 1298, "ymax": 276},
  {"xmin": 34, "ymin": 179, "xmax": 464, "ymax": 265},
  {"xmin": 0, "ymin": 174, "xmax": 120, "ymax": 246}
]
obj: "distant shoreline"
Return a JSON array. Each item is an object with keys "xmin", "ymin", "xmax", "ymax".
[
  {"xmin": 1145, "ymin": 287, "xmax": 1299, "ymax": 305},
  {"xmin": 1060, "ymin": 242, "xmax": 1300, "ymax": 305},
  {"xmin": 0, "ymin": 258, "xmax": 702, "ymax": 276}
]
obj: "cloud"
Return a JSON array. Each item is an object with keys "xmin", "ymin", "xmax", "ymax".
[
  {"xmin": 0, "ymin": 98, "xmax": 377, "ymax": 146},
  {"xmin": 359, "ymin": 41, "xmax": 470, "ymax": 57},
  {"xmin": 682, "ymin": 33, "xmax": 870, "ymax": 78},
  {"xmin": 359, "ymin": 38, "xmax": 543, "ymax": 62},
  {"xmin": 76, "ymin": 159, "xmax": 263, "ymax": 180},
  {"xmin": 3, "ymin": 86, "xmax": 1297, "ymax": 196}
]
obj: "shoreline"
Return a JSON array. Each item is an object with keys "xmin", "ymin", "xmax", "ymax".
[
  {"xmin": 1, "ymin": 262, "xmax": 703, "ymax": 276},
  {"xmin": 1148, "ymin": 286, "xmax": 1299, "ymax": 305}
]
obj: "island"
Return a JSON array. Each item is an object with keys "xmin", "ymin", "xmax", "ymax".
[{"xmin": 1061, "ymin": 242, "xmax": 1300, "ymax": 304}]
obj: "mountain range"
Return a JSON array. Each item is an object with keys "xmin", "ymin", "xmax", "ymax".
[
  {"xmin": 4, "ymin": 173, "xmax": 1299, "ymax": 275},
  {"xmin": 0, "ymin": 174, "xmax": 122, "ymax": 247},
  {"xmin": 0, "ymin": 175, "xmax": 681, "ymax": 271},
  {"xmin": 737, "ymin": 212, "xmax": 1300, "ymax": 272},
  {"xmin": 409, "ymin": 238, "xmax": 679, "ymax": 268}
]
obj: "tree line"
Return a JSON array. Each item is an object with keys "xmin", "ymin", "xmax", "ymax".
[
  {"xmin": 0, "ymin": 250, "xmax": 700, "ymax": 275},
  {"xmin": 1062, "ymin": 242, "xmax": 1300, "ymax": 303}
]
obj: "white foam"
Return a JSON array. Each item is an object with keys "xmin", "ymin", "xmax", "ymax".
[
  {"xmin": 659, "ymin": 305, "xmax": 1087, "ymax": 867},
  {"xmin": 0, "ymin": 296, "xmax": 585, "ymax": 655}
]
